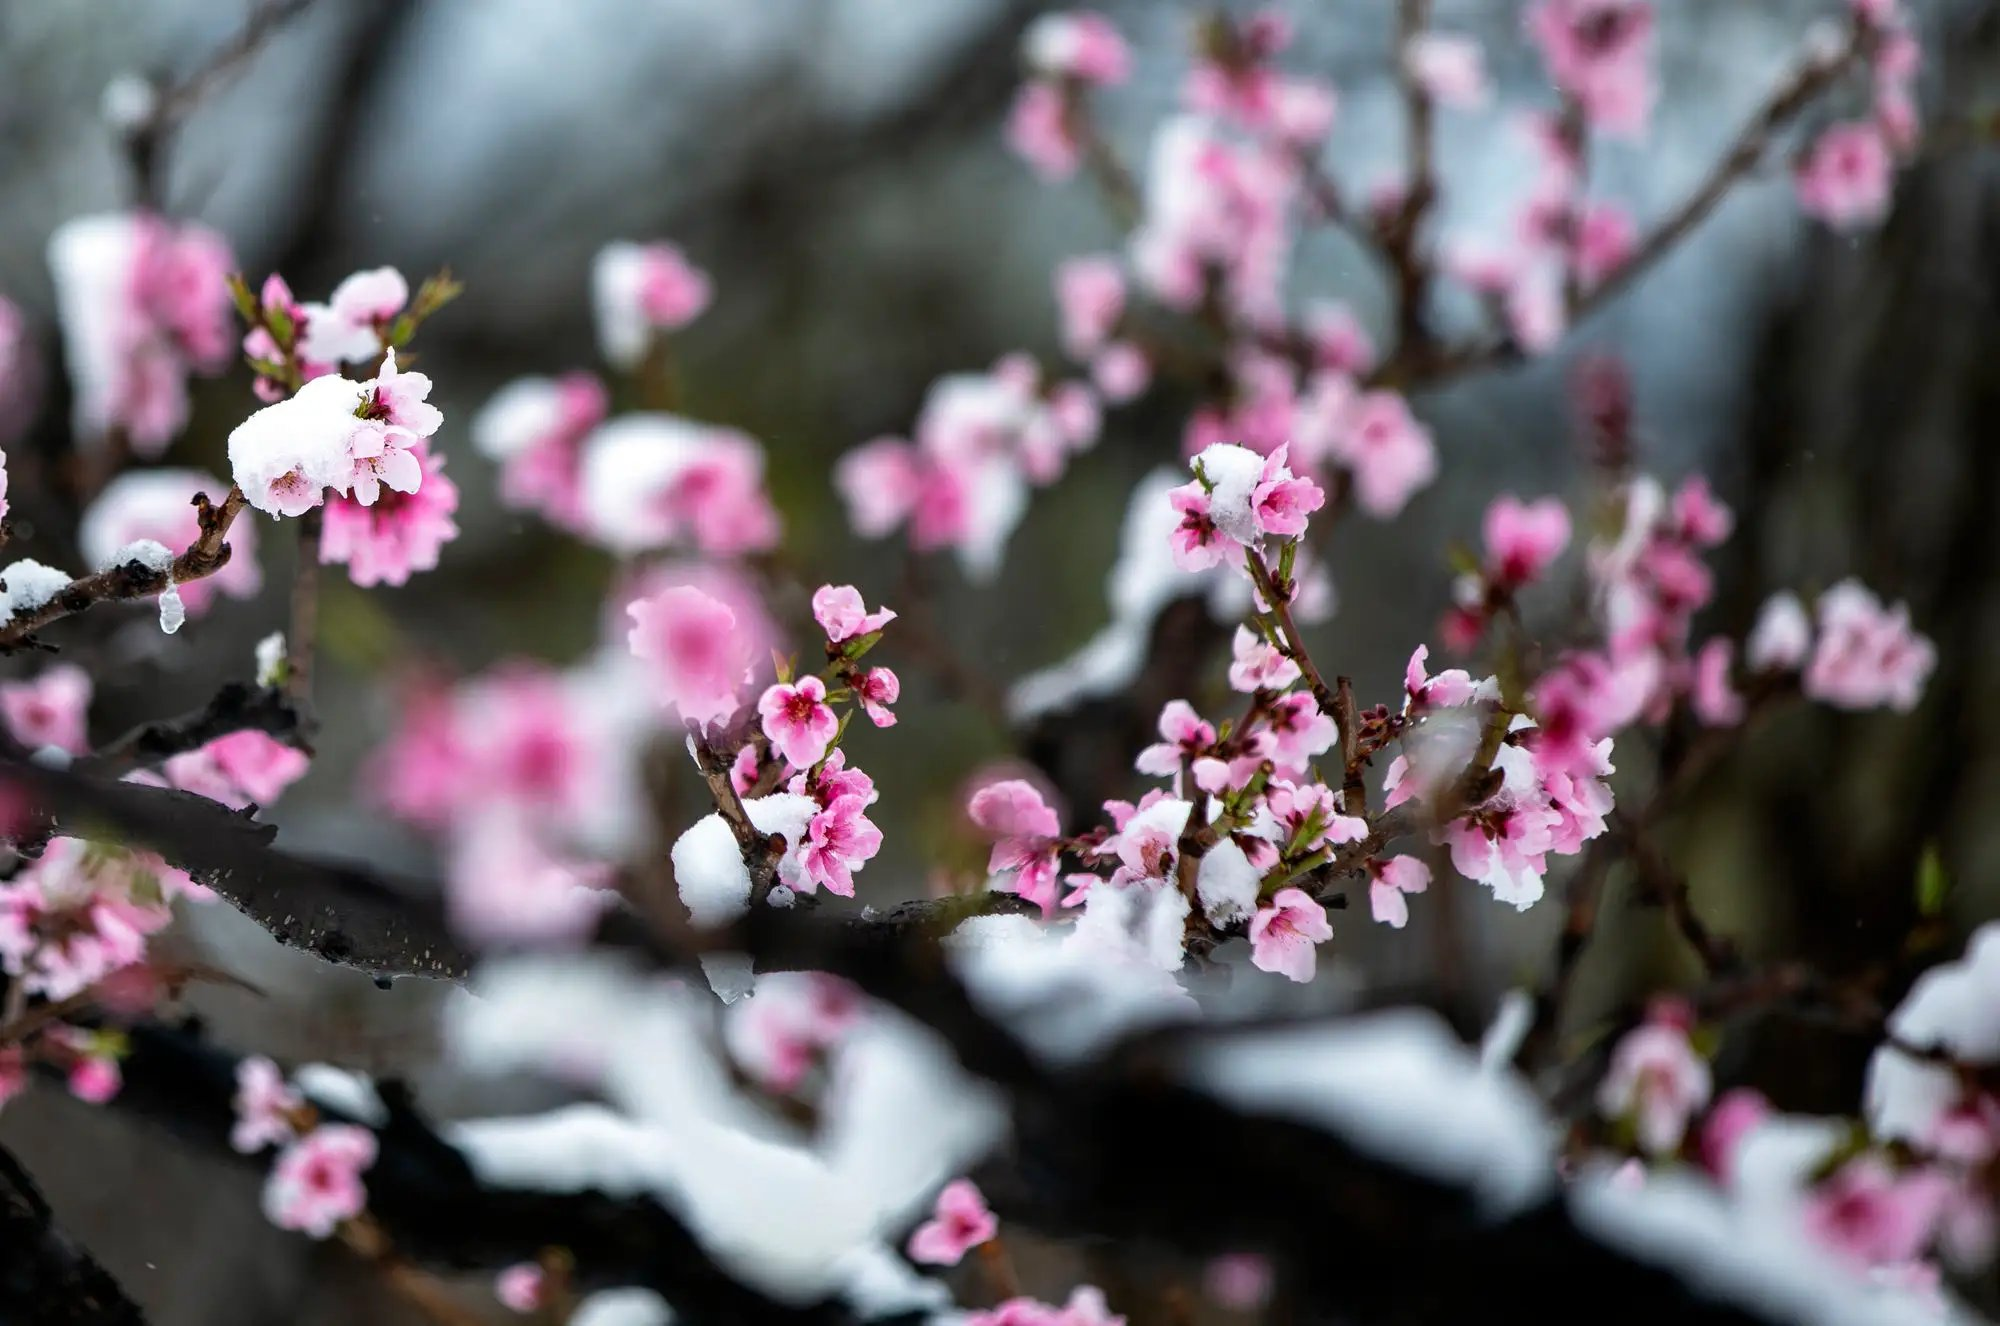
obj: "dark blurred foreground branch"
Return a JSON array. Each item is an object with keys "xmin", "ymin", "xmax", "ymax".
[{"xmin": 0, "ymin": 1145, "xmax": 147, "ymax": 1325}]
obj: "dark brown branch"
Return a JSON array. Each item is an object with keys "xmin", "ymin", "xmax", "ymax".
[
  {"xmin": 78, "ymin": 682, "xmax": 311, "ymax": 776},
  {"xmin": 0, "ymin": 1145, "xmax": 147, "ymax": 1325},
  {"xmin": 0, "ymin": 488, "xmax": 249, "ymax": 653},
  {"xmin": 2, "ymin": 754, "xmax": 469, "ymax": 982},
  {"xmin": 286, "ymin": 508, "xmax": 322, "ymax": 706}
]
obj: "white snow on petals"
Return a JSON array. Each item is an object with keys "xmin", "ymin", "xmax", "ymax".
[{"xmin": 1193, "ymin": 442, "xmax": 1265, "ymax": 545}]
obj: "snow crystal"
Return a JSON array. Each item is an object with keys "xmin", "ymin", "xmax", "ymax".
[
  {"xmin": 671, "ymin": 814, "xmax": 751, "ymax": 927},
  {"xmin": 1180, "ymin": 1009, "xmax": 1555, "ymax": 1214},
  {"xmin": 673, "ymin": 792, "xmax": 819, "ymax": 929},
  {"xmin": 947, "ymin": 913, "xmax": 1198, "ymax": 1063},
  {"xmin": 294, "ymin": 1063, "xmax": 388, "ymax": 1125},
  {"xmin": 1194, "ymin": 442, "xmax": 1265, "ymax": 545},
  {"xmin": 255, "ymin": 632, "xmax": 286, "ymax": 687},
  {"xmin": 1866, "ymin": 921, "xmax": 2000, "ymax": 1143},
  {"xmin": 449, "ymin": 955, "xmax": 1000, "ymax": 1303},
  {"xmin": 99, "ymin": 74, "xmax": 158, "ymax": 131},
  {"xmin": 1073, "ymin": 879, "xmax": 1190, "ymax": 972},
  {"xmin": 1196, "ymin": 840, "xmax": 1262, "ymax": 928},
  {"xmin": 1573, "ymin": 1164, "xmax": 1957, "ymax": 1326},
  {"xmin": 0, "ymin": 559, "xmax": 74, "ymax": 619},
  {"xmin": 113, "ymin": 538, "xmax": 173, "ymax": 572},
  {"xmin": 1478, "ymin": 989, "xmax": 1535, "ymax": 1073},
  {"xmin": 571, "ymin": 1288, "xmax": 673, "ymax": 1326}
]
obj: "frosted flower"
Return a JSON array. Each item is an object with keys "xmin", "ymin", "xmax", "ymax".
[
  {"xmin": 593, "ymin": 240, "xmax": 711, "ymax": 369},
  {"xmin": 228, "ymin": 374, "xmax": 368, "ymax": 518},
  {"xmin": 299, "ymin": 267, "xmax": 408, "ymax": 365}
]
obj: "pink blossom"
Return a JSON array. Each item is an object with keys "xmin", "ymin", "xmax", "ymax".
[
  {"xmin": 495, "ymin": 1264, "xmax": 548, "ymax": 1314},
  {"xmin": 298, "ymin": 267, "xmax": 407, "ymax": 365},
  {"xmin": 835, "ymin": 438, "xmax": 924, "ymax": 539},
  {"xmin": 1698, "ymin": 1087, "xmax": 1770, "ymax": 1185},
  {"xmin": 1263, "ymin": 693, "xmax": 1338, "ymax": 770},
  {"xmin": 1249, "ymin": 887, "xmax": 1332, "ymax": 982},
  {"xmin": 593, "ymin": 241, "xmax": 711, "ymax": 367},
  {"xmin": 67, "ymin": 1053, "xmax": 120, "ymax": 1105},
  {"xmin": 0, "ymin": 665, "xmax": 91, "ymax": 755},
  {"xmin": 1007, "ymin": 82, "xmax": 1081, "ymax": 181},
  {"xmin": 793, "ymin": 794, "xmax": 883, "ymax": 897},
  {"xmin": 1091, "ymin": 342, "xmax": 1151, "ymax": 401},
  {"xmin": 80, "ymin": 469, "xmax": 261, "ymax": 615},
  {"xmin": 1484, "ymin": 495, "xmax": 1572, "ymax": 589},
  {"xmin": 852, "ymin": 667, "xmax": 900, "ymax": 728},
  {"xmin": 1803, "ymin": 580, "xmax": 1935, "ymax": 713},
  {"xmin": 473, "ymin": 373, "xmax": 608, "ymax": 530},
  {"xmin": 1597, "ymin": 1013, "xmax": 1712, "ymax": 1154},
  {"xmin": 319, "ymin": 442, "xmax": 460, "ymax": 587},
  {"xmin": 1023, "ymin": 11, "xmax": 1131, "ymax": 85},
  {"xmin": 1329, "ymin": 390, "xmax": 1438, "ymax": 518},
  {"xmin": 1524, "ymin": 0, "xmax": 1656, "ymax": 138},
  {"xmin": 1804, "ymin": 1157, "xmax": 1951, "ymax": 1270},
  {"xmin": 1690, "ymin": 638, "xmax": 1744, "ymax": 726},
  {"xmin": 1229, "ymin": 625, "xmax": 1300, "ymax": 693},
  {"xmin": 164, "ymin": 731, "xmax": 310, "ymax": 809},
  {"xmin": 629, "ymin": 585, "xmax": 754, "ymax": 728},
  {"xmin": 1250, "ymin": 445, "xmax": 1324, "ymax": 538},
  {"xmin": 1135, "ymin": 700, "xmax": 1215, "ymax": 781},
  {"xmin": 1442, "ymin": 798, "xmax": 1560, "ymax": 909},
  {"xmin": 759, "ymin": 676, "xmax": 839, "ymax": 770},
  {"xmin": 263, "ymin": 1124, "xmax": 378, "ymax": 1239},
  {"xmin": 1796, "ymin": 122, "xmax": 1894, "ymax": 230},
  {"xmin": 812, "ymin": 584, "xmax": 896, "ymax": 644},
  {"xmin": 906, "ymin": 1178, "xmax": 997, "ymax": 1265},
  {"xmin": 1404, "ymin": 644, "xmax": 1481, "ymax": 711},
  {"xmin": 1574, "ymin": 202, "xmax": 1636, "ymax": 287},
  {"xmin": 1368, "ymin": 855, "xmax": 1432, "ymax": 929},
  {"xmin": 1167, "ymin": 482, "xmax": 1231, "ymax": 571},
  {"xmin": 1304, "ymin": 301, "xmax": 1377, "ymax": 376},
  {"xmin": 969, "ymin": 779, "xmax": 1065, "ymax": 916},
  {"xmin": 1204, "ymin": 1253, "xmax": 1274, "ymax": 1310},
  {"xmin": 1055, "ymin": 255, "xmax": 1125, "ymax": 358},
  {"xmin": 449, "ymin": 814, "xmax": 614, "ymax": 947},
  {"xmin": 1406, "ymin": 33, "xmax": 1490, "ymax": 109},
  {"xmin": 232, "ymin": 1056, "xmax": 304, "ymax": 1154},
  {"xmin": 0, "ymin": 299, "xmax": 37, "ymax": 451}
]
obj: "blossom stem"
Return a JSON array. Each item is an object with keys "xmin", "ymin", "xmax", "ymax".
[{"xmin": 287, "ymin": 506, "xmax": 322, "ymax": 705}]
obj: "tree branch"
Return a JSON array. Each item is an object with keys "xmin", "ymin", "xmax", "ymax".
[{"xmin": 0, "ymin": 1144, "xmax": 147, "ymax": 1325}]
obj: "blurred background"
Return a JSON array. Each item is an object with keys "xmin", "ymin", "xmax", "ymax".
[{"xmin": 2, "ymin": 0, "xmax": 1999, "ymax": 1320}]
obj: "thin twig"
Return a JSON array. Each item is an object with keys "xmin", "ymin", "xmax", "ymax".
[{"xmin": 0, "ymin": 486, "xmax": 249, "ymax": 652}]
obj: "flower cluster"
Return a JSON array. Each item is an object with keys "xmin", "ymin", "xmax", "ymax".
[
  {"xmin": 1794, "ymin": 0, "xmax": 1923, "ymax": 230},
  {"xmin": 838, "ymin": 357, "xmax": 1101, "ymax": 579},
  {"xmin": 47, "ymin": 212, "xmax": 234, "ymax": 452}
]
